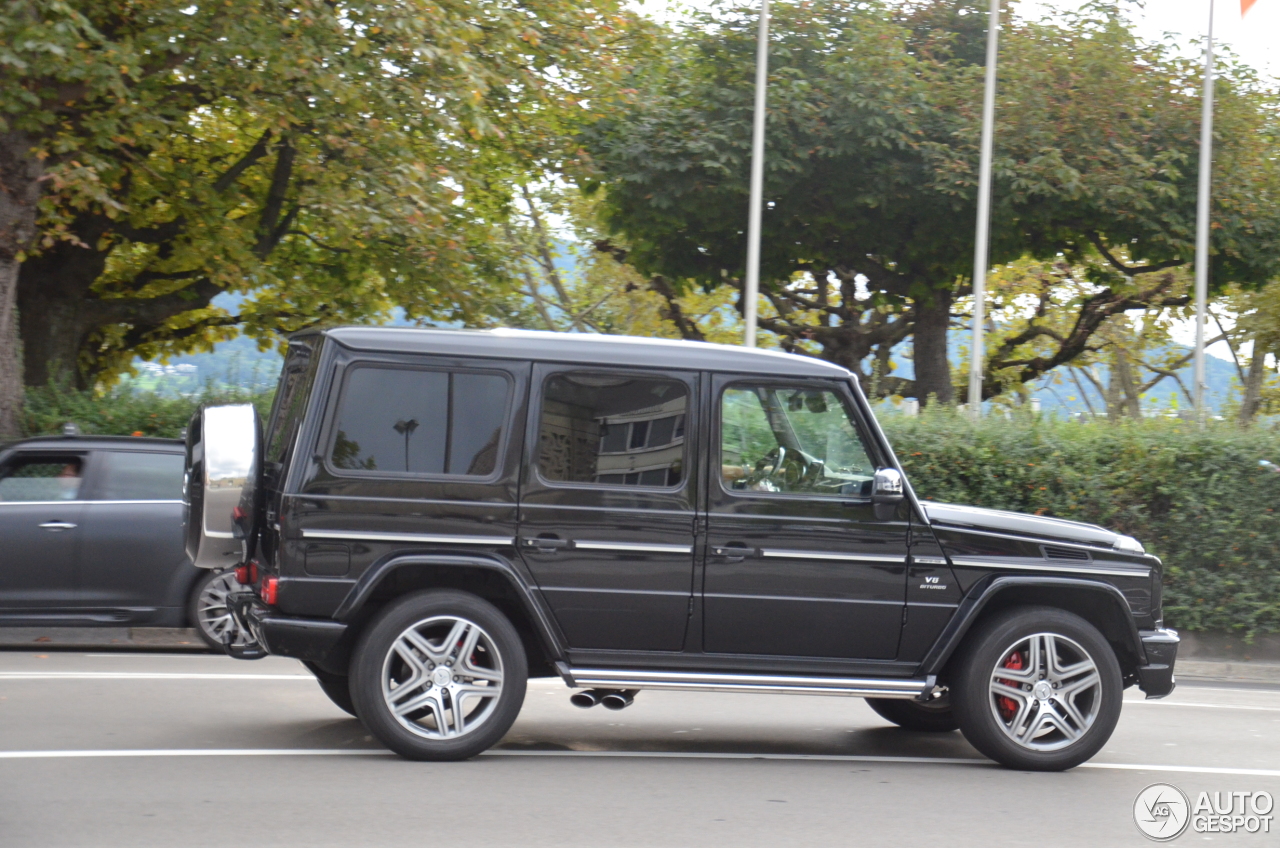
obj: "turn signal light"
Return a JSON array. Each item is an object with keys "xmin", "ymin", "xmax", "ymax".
[{"xmin": 261, "ymin": 576, "xmax": 278, "ymax": 606}]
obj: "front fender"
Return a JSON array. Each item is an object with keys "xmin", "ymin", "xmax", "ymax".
[{"xmin": 919, "ymin": 575, "xmax": 1147, "ymax": 677}]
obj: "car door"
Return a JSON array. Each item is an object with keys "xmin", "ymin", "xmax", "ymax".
[
  {"xmin": 0, "ymin": 450, "xmax": 90, "ymax": 613},
  {"xmin": 518, "ymin": 365, "xmax": 698, "ymax": 653},
  {"xmin": 77, "ymin": 449, "xmax": 188, "ymax": 618},
  {"xmin": 703, "ymin": 376, "xmax": 908, "ymax": 660}
]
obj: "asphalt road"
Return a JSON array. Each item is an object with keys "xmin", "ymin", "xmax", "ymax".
[{"xmin": 2, "ymin": 651, "xmax": 1278, "ymax": 847}]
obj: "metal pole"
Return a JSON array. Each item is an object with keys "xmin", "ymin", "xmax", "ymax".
[
  {"xmin": 743, "ymin": 0, "xmax": 769, "ymax": 348},
  {"xmin": 1193, "ymin": 0, "xmax": 1216, "ymax": 425},
  {"xmin": 967, "ymin": 0, "xmax": 1001, "ymax": 418}
]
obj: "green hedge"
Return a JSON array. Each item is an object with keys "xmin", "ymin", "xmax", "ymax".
[
  {"xmin": 883, "ymin": 413, "xmax": 1280, "ymax": 638},
  {"xmin": 20, "ymin": 383, "xmax": 275, "ymax": 440}
]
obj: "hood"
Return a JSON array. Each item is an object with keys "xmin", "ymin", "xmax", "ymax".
[{"xmin": 922, "ymin": 502, "xmax": 1144, "ymax": 553}]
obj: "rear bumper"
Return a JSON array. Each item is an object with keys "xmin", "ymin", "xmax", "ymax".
[
  {"xmin": 1137, "ymin": 627, "xmax": 1179, "ymax": 699},
  {"xmin": 228, "ymin": 592, "xmax": 348, "ymax": 664}
]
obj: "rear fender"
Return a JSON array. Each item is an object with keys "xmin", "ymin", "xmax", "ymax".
[{"xmin": 332, "ymin": 552, "xmax": 564, "ymax": 676}]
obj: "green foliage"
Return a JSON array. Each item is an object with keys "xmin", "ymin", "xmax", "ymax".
[
  {"xmin": 884, "ymin": 412, "xmax": 1280, "ymax": 637},
  {"xmin": 20, "ymin": 382, "xmax": 273, "ymax": 439}
]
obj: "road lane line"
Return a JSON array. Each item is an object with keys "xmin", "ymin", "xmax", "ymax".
[
  {"xmin": 1126, "ymin": 701, "xmax": 1280, "ymax": 712},
  {"xmin": 2, "ymin": 748, "xmax": 1280, "ymax": 777},
  {"xmin": 0, "ymin": 672, "xmax": 313, "ymax": 680}
]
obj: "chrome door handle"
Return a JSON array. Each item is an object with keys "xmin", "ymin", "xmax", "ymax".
[
  {"xmin": 521, "ymin": 536, "xmax": 571, "ymax": 554},
  {"xmin": 39, "ymin": 521, "xmax": 77, "ymax": 531},
  {"xmin": 711, "ymin": 545, "xmax": 753, "ymax": 563}
]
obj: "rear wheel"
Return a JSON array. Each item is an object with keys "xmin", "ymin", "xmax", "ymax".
[
  {"xmin": 304, "ymin": 662, "xmax": 356, "ymax": 717},
  {"xmin": 951, "ymin": 606, "xmax": 1123, "ymax": 771},
  {"xmin": 350, "ymin": 590, "xmax": 527, "ymax": 761},
  {"xmin": 189, "ymin": 569, "xmax": 252, "ymax": 651},
  {"xmin": 866, "ymin": 692, "xmax": 958, "ymax": 732}
]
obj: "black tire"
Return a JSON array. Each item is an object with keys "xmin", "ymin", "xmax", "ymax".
[
  {"xmin": 951, "ymin": 606, "xmax": 1123, "ymax": 771},
  {"xmin": 304, "ymin": 662, "xmax": 357, "ymax": 717},
  {"xmin": 866, "ymin": 694, "xmax": 958, "ymax": 732},
  {"xmin": 188, "ymin": 569, "xmax": 251, "ymax": 651},
  {"xmin": 350, "ymin": 590, "xmax": 527, "ymax": 761}
]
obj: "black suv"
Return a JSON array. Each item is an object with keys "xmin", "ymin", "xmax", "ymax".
[{"xmin": 186, "ymin": 327, "xmax": 1178, "ymax": 770}]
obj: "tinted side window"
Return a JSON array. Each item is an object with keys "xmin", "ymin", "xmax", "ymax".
[
  {"xmin": 538, "ymin": 373, "xmax": 687, "ymax": 488},
  {"xmin": 328, "ymin": 366, "xmax": 509, "ymax": 476},
  {"xmin": 0, "ymin": 455, "xmax": 84, "ymax": 501},
  {"xmin": 96, "ymin": 452, "xmax": 184, "ymax": 500}
]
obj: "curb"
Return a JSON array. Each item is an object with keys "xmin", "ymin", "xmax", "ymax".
[{"xmin": 0, "ymin": 627, "xmax": 209, "ymax": 652}]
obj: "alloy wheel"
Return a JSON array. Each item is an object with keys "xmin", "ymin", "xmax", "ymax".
[
  {"xmin": 987, "ymin": 632, "xmax": 1102, "ymax": 752},
  {"xmin": 196, "ymin": 570, "xmax": 252, "ymax": 648},
  {"xmin": 380, "ymin": 615, "xmax": 504, "ymax": 740}
]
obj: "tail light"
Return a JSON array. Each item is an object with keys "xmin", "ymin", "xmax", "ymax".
[
  {"xmin": 261, "ymin": 576, "xmax": 279, "ymax": 606},
  {"xmin": 233, "ymin": 561, "xmax": 259, "ymax": 585}
]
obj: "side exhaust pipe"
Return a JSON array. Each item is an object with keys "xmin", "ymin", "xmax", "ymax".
[
  {"xmin": 600, "ymin": 689, "xmax": 638, "ymax": 711},
  {"xmin": 570, "ymin": 689, "xmax": 604, "ymax": 709}
]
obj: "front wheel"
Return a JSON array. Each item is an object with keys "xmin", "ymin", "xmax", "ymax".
[
  {"xmin": 350, "ymin": 590, "xmax": 527, "ymax": 761},
  {"xmin": 951, "ymin": 606, "xmax": 1123, "ymax": 771}
]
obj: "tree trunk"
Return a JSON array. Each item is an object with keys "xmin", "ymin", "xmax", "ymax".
[
  {"xmin": 912, "ymin": 288, "xmax": 954, "ymax": 406},
  {"xmin": 1114, "ymin": 349, "xmax": 1143, "ymax": 419},
  {"xmin": 0, "ymin": 130, "xmax": 46, "ymax": 438},
  {"xmin": 1238, "ymin": 340, "xmax": 1268, "ymax": 427},
  {"xmin": 16, "ymin": 237, "xmax": 109, "ymax": 389}
]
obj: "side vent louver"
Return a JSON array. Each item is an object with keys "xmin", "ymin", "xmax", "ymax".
[{"xmin": 1043, "ymin": 545, "xmax": 1091, "ymax": 562}]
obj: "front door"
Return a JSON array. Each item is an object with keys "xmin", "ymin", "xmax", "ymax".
[
  {"xmin": 518, "ymin": 365, "xmax": 698, "ymax": 653},
  {"xmin": 703, "ymin": 377, "xmax": 908, "ymax": 660},
  {"xmin": 0, "ymin": 451, "xmax": 89, "ymax": 613}
]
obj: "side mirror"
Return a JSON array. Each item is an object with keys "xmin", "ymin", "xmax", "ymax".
[{"xmin": 871, "ymin": 467, "xmax": 905, "ymax": 520}]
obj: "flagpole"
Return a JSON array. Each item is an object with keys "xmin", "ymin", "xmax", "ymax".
[
  {"xmin": 967, "ymin": 0, "xmax": 1001, "ymax": 418},
  {"xmin": 743, "ymin": 0, "xmax": 769, "ymax": 348},
  {"xmin": 1193, "ymin": 0, "xmax": 1216, "ymax": 426}
]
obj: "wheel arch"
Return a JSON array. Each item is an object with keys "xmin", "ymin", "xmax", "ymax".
[
  {"xmin": 332, "ymin": 553, "xmax": 562, "ymax": 679},
  {"xmin": 921, "ymin": 576, "xmax": 1146, "ymax": 686}
]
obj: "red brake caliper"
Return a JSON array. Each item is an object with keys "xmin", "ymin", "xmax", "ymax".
[{"xmin": 996, "ymin": 650, "xmax": 1025, "ymax": 721}]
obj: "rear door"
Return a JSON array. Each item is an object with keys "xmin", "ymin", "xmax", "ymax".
[
  {"xmin": 518, "ymin": 365, "xmax": 698, "ymax": 653},
  {"xmin": 77, "ymin": 449, "xmax": 187, "ymax": 615},
  {"xmin": 0, "ymin": 450, "xmax": 90, "ymax": 612}
]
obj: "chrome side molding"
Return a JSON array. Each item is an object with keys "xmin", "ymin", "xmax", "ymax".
[{"xmin": 564, "ymin": 667, "xmax": 931, "ymax": 700}]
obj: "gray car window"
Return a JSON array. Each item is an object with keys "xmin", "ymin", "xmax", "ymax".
[
  {"xmin": 96, "ymin": 452, "xmax": 184, "ymax": 500},
  {"xmin": 328, "ymin": 366, "xmax": 510, "ymax": 476},
  {"xmin": 0, "ymin": 456, "xmax": 83, "ymax": 502}
]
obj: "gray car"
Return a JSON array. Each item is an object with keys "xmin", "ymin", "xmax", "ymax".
[{"xmin": 0, "ymin": 434, "xmax": 246, "ymax": 648}]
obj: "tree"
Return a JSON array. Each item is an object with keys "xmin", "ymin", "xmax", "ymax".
[
  {"xmin": 583, "ymin": 0, "xmax": 1280, "ymax": 404},
  {"xmin": 0, "ymin": 0, "xmax": 641, "ymax": 436}
]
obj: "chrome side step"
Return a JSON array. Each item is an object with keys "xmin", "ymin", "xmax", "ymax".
[{"xmin": 562, "ymin": 667, "xmax": 933, "ymax": 700}]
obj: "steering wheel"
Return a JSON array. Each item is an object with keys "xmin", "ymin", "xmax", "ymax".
[{"xmin": 744, "ymin": 446, "xmax": 811, "ymax": 490}]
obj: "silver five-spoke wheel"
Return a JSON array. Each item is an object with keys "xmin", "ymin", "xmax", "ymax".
[
  {"xmin": 988, "ymin": 632, "xmax": 1101, "ymax": 752},
  {"xmin": 382, "ymin": 615, "xmax": 505, "ymax": 740}
]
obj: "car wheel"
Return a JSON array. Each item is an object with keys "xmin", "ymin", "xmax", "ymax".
[
  {"xmin": 866, "ymin": 692, "xmax": 958, "ymax": 732},
  {"xmin": 951, "ymin": 606, "xmax": 1123, "ymax": 771},
  {"xmin": 304, "ymin": 662, "xmax": 357, "ymax": 717},
  {"xmin": 189, "ymin": 569, "xmax": 253, "ymax": 651},
  {"xmin": 349, "ymin": 589, "xmax": 527, "ymax": 761}
]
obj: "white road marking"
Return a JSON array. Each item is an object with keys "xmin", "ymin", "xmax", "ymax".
[
  {"xmin": 1128, "ymin": 701, "xmax": 1280, "ymax": 712},
  {"xmin": 0, "ymin": 672, "xmax": 313, "ymax": 680},
  {"xmin": 1, "ymin": 748, "xmax": 1279, "ymax": 777}
]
